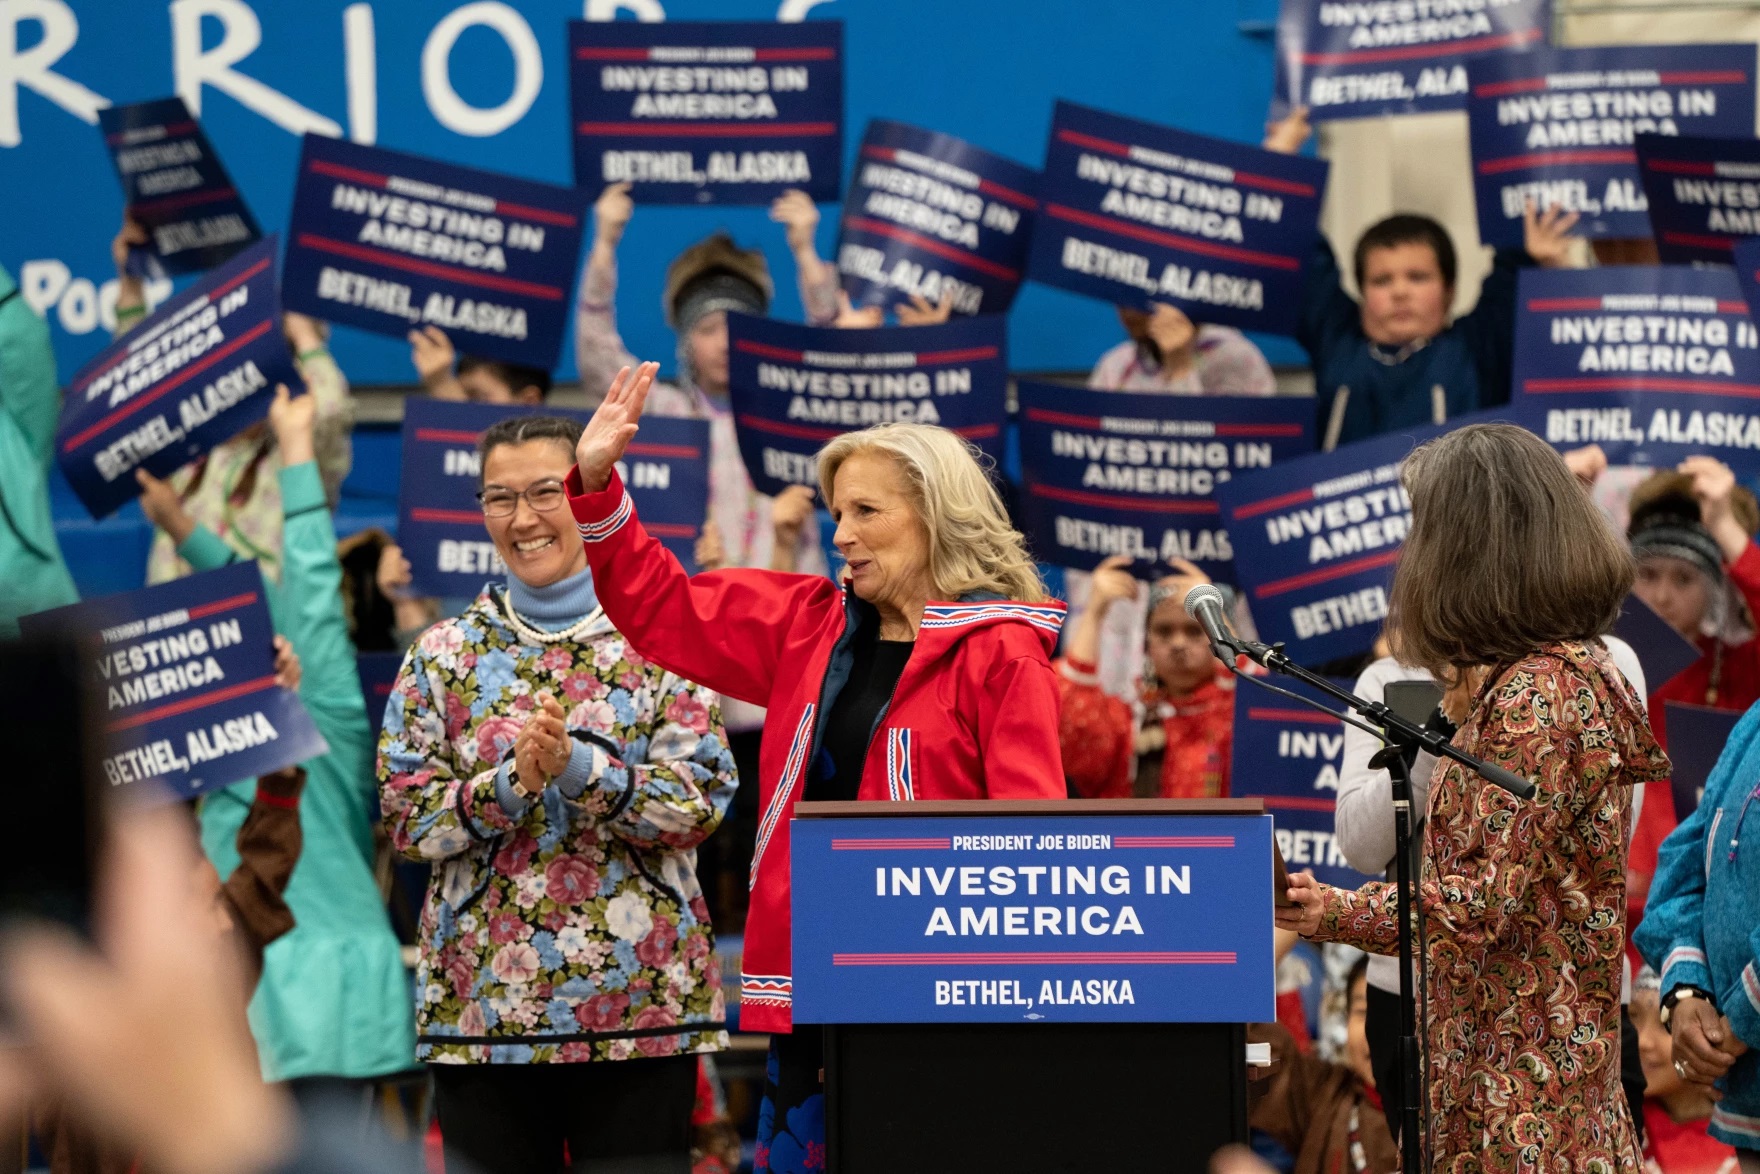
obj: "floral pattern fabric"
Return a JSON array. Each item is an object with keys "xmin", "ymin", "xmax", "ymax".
[
  {"xmin": 1313, "ymin": 641, "xmax": 1670, "ymax": 1173},
  {"xmin": 377, "ymin": 587, "xmax": 736, "ymax": 1064}
]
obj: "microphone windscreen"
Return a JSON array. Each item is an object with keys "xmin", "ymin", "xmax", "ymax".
[{"xmin": 1183, "ymin": 583, "xmax": 1225, "ymax": 618}]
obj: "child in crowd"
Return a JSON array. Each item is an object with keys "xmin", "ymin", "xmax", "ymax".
[
  {"xmin": 1090, "ymin": 302, "xmax": 1276, "ymax": 393},
  {"xmin": 1260, "ymin": 110, "xmax": 1579, "ymax": 450},
  {"xmin": 1057, "ymin": 555, "xmax": 1233, "ymax": 799},
  {"xmin": 1630, "ymin": 969, "xmax": 1742, "ymax": 1174},
  {"xmin": 407, "ymin": 325, "xmax": 551, "ymax": 404}
]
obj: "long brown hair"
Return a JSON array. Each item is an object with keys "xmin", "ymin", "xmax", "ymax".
[{"xmin": 1389, "ymin": 423, "xmax": 1633, "ymax": 678}]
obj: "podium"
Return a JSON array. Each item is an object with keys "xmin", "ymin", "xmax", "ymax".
[{"xmin": 791, "ymin": 799, "xmax": 1274, "ymax": 1173}]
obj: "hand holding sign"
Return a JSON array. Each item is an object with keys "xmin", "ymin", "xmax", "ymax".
[
  {"xmin": 267, "ymin": 385, "xmax": 316, "ymax": 467},
  {"xmin": 577, "ymin": 362, "xmax": 660, "ymax": 493},
  {"xmin": 594, "ymin": 182, "xmax": 634, "ymax": 252},
  {"xmin": 1522, "ymin": 200, "xmax": 1580, "ymax": 269}
]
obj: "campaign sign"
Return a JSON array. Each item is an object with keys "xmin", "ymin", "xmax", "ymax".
[
  {"xmin": 357, "ymin": 651, "xmax": 404, "ymax": 729},
  {"xmin": 1229, "ymin": 677, "xmax": 1377, "ymax": 891},
  {"xmin": 835, "ymin": 119, "xmax": 1039, "ymax": 317},
  {"xmin": 1216, "ymin": 420, "xmax": 1459, "ymax": 665},
  {"xmin": 1508, "ymin": 267, "xmax": 1760, "ymax": 474},
  {"xmin": 1276, "ymin": 0, "xmax": 1550, "ymax": 122},
  {"xmin": 1612, "ymin": 592, "xmax": 1701, "ymax": 695},
  {"xmin": 725, "ymin": 313, "xmax": 1007, "ymax": 499},
  {"xmin": 19, "ymin": 563, "xmax": 328, "ymax": 801},
  {"xmin": 1468, "ymin": 45, "xmax": 1757, "ymax": 247},
  {"xmin": 790, "ymin": 813, "xmax": 1275, "ymax": 1024},
  {"xmin": 1015, "ymin": 381, "xmax": 1313, "ymax": 582},
  {"xmin": 1026, "ymin": 102, "xmax": 1328, "ymax": 335},
  {"xmin": 1662, "ymin": 701, "xmax": 1740, "ymax": 819},
  {"xmin": 1637, "ymin": 133, "xmax": 1760, "ymax": 264},
  {"xmin": 283, "ymin": 136, "xmax": 584, "ymax": 369},
  {"xmin": 56, "ymin": 238, "xmax": 299, "ymax": 519},
  {"xmin": 398, "ymin": 399, "xmax": 709, "ymax": 597},
  {"xmin": 98, "ymin": 97, "xmax": 261, "ymax": 276},
  {"xmin": 1733, "ymin": 237, "xmax": 1760, "ymax": 342},
  {"xmin": 568, "ymin": 20, "xmax": 843, "ymax": 204}
]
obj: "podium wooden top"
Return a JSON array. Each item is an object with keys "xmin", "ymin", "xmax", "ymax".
[{"xmin": 792, "ymin": 798, "xmax": 1265, "ymax": 819}]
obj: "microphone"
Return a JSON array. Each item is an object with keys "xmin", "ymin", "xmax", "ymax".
[{"xmin": 1182, "ymin": 583, "xmax": 1237, "ymax": 661}]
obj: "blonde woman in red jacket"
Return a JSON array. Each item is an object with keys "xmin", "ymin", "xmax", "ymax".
[{"xmin": 566, "ymin": 362, "xmax": 1067, "ymax": 1174}]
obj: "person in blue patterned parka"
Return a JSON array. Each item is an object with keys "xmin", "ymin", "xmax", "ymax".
[
  {"xmin": 377, "ymin": 414, "xmax": 736, "ymax": 1174},
  {"xmin": 1636, "ymin": 701, "xmax": 1760, "ymax": 1167}
]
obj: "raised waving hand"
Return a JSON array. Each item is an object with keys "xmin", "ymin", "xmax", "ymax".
[{"xmin": 575, "ymin": 362, "xmax": 660, "ymax": 493}]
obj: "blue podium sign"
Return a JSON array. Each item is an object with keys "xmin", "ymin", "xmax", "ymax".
[{"xmin": 790, "ymin": 812, "xmax": 1275, "ymax": 1024}]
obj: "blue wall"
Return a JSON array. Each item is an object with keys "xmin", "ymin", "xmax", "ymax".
[{"xmin": 3, "ymin": 0, "xmax": 1292, "ymax": 391}]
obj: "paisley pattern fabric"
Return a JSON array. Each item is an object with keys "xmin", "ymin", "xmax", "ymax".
[
  {"xmin": 377, "ymin": 586, "xmax": 737, "ymax": 1064},
  {"xmin": 1314, "ymin": 641, "xmax": 1670, "ymax": 1172}
]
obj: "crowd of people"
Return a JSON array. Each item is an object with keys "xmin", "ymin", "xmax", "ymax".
[{"xmin": 0, "ymin": 64, "xmax": 1756, "ymax": 1174}]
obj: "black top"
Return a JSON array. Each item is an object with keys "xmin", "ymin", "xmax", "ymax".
[{"xmin": 807, "ymin": 627, "xmax": 914, "ymax": 803}]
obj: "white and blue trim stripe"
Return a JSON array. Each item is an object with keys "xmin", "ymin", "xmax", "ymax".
[
  {"xmin": 1661, "ymin": 945, "xmax": 1708, "ymax": 990},
  {"xmin": 1744, "ymin": 961, "xmax": 1760, "ymax": 1016},
  {"xmin": 750, "ymin": 704, "xmax": 816, "ymax": 888},
  {"xmin": 740, "ymin": 973, "xmax": 793, "ymax": 1007},
  {"xmin": 1711, "ymin": 1104, "xmax": 1760, "ymax": 1141},
  {"xmin": 576, "ymin": 489, "xmax": 634, "ymax": 543},
  {"xmin": 886, "ymin": 727, "xmax": 915, "ymax": 801},
  {"xmin": 920, "ymin": 602, "xmax": 1066, "ymax": 637}
]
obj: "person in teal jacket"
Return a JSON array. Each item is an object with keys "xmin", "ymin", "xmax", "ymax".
[
  {"xmin": 0, "ymin": 263, "xmax": 79, "ymax": 632},
  {"xmin": 1635, "ymin": 700, "xmax": 1760, "ymax": 1160},
  {"xmin": 138, "ymin": 386, "xmax": 416, "ymax": 1091}
]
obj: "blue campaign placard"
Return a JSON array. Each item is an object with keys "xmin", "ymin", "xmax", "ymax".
[
  {"xmin": 398, "ymin": 399, "xmax": 709, "ymax": 597},
  {"xmin": 282, "ymin": 136, "xmax": 585, "ymax": 370},
  {"xmin": 1663, "ymin": 701, "xmax": 1740, "ymax": 819},
  {"xmin": 835, "ymin": 119, "xmax": 1039, "ymax": 317},
  {"xmin": 1277, "ymin": 0, "xmax": 1550, "ymax": 122},
  {"xmin": 56, "ymin": 237, "xmax": 300, "ymax": 519},
  {"xmin": 1215, "ymin": 420, "xmax": 1463, "ymax": 664},
  {"xmin": 356, "ymin": 650, "xmax": 403, "ymax": 729},
  {"xmin": 1637, "ymin": 133, "xmax": 1760, "ymax": 264},
  {"xmin": 19, "ymin": 562, "xmax": 328, "ymax": 801},
  {"xmin": 790, "ymin": 813, "xmax": 1276, "ymax": 1024},
  {"xmin": 568, "ymin": 20, "xmax": 843, "ymax": 205},
  {"xmin": 1734, "ymin": 236, "xmax": 1760, "ymax": 341},
  {"xmin": 1613, "ymin": 591, "xmax": 1702, "ymax": 694},
  {"xmin": 1229, "ymin": 677, "xmax": 1378, "ymax": 891},
  {"xmin": 1507, "ymin": 266, "xmax": 1760, "ymax": 474},
  {"xmin": 98, "ymin": 97, "xmax": 261, "ymax": 276},
  {"xmin": 1468, "ymin": 45, "xmax": 1757, "ymax": 247},
  {"xmin": 725, "ymin": 312, "xmax": 1008, "ymax": 499},
  {"xmin": 1026, "ymin": 102, "xmax": 1328, "ymax": 335},
  {"xmin": 1015, "ymin": 380, "xmax": 1313, "ymax": 583}
]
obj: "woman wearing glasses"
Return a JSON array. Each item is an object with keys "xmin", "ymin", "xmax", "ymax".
[{"xmin": 377, "ymin": 415, "xmax": 737, "ymax": 1174}]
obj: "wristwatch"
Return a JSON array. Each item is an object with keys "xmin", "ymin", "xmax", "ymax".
[
  {"xmin": 508, "ymin": 764, "xmax": 541, "ymax": 801},
  {"xmin": 1660, "ymin": 985, "xmax": 1715, "ymax": 1031}
]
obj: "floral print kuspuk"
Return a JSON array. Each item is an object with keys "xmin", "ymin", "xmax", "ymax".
[{"xmin": 377, "ymin": 586, "xmax": 736, "ymax": 1064}]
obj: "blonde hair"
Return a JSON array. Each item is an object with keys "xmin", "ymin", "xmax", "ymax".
[{"xmin": 816, "ymin": 424, "xmax": 1049, "ymax": 604}]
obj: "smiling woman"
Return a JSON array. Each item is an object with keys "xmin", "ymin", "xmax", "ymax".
[
  {"xmin": 376, "ymin": 411, "xmax": 736, "ymax": 1174},
  {"xmin": 565, "ymin": 363, "xmax": 1069, "ymax": 1174}
]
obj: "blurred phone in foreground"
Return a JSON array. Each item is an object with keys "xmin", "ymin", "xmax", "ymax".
[{"xmin": 0, "ymin": 635, "xmax": 100, "ymax": 940}]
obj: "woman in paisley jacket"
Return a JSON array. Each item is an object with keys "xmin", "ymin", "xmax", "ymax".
[
  {"xmin": 377, "ymin": 415, "xmax": 736, "ymax": 1174},
  {"xmin": 1278, "ymin": 424, "xmax": 1671, "ymax": 1173}
]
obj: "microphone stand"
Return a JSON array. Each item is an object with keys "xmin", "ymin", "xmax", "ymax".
[{"xmin": 1209, "ymin": 631, "xmax": 1534, "ymax": 1174}]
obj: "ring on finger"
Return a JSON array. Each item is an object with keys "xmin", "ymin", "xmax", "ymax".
[{"xmin": 1675, "ymin": 1060, "xmax": 1690, "ymax": 1079}]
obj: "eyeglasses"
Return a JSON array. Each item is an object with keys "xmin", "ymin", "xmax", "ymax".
[{"xmin": 477, "ymin": 479, "xmax": 567, "ymax": 518}]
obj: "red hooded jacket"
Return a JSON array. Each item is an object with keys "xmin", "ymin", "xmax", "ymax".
[{"xmin": 566, "ymin": 468, "xmax": 1068, "ymax": 1033}]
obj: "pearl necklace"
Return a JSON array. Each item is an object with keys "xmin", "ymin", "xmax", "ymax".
[{"xmin": 494, "ymin": 588, "xmax": 604, "ymax": 646}]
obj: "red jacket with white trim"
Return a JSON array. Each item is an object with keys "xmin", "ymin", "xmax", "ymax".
[{"xmin": 565, "ymin": 467, "xmax": 1068, "ymax": 1032}]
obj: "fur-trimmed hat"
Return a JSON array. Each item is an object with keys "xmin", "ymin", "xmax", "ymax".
[
  {"xmin": 1626, "ymin": 470, "xmax": 1760, "ymax": 582},
  {"xmin": 663, "ymin": 232, "xmax": 772, "ymax": 332}
]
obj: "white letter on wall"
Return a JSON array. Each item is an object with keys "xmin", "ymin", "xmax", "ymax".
[
  {"xmin": 171, "ymin": 0, "xmax": 341, "ymax": 137},
  {"xmin": 583, "ymin": 0, "xmax": 666, "ymax": 20},
  {"xmin": 422, "ymin": 3, "xmax": 541, "ymax": 137},
  {"xmin": 343, "ymin": 2, "xmax": 376, "ymax": 144},
  {"xmin": 0, "ymin": 0, "xmax": 109, "ymax": 148}
]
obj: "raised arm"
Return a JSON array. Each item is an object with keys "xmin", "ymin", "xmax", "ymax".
[
  {"xmin": 566, "ymin": 363, "xmax": 840, "ymax": 704},
  {"xmin": 574, "ymin": 183, "xmax": 640, "ymax": 399},
  {"xmin": 771, "ymin": 189, "xmax": 840, "ymax": 327}
]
